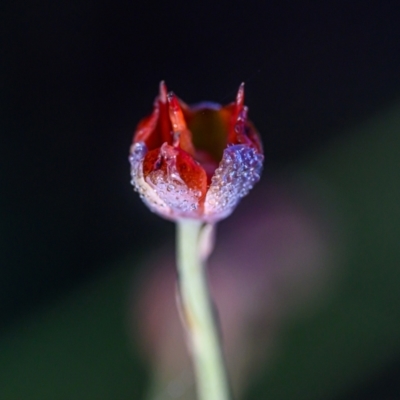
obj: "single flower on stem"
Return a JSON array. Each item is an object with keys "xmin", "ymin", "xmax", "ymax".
[{"xmin": 129, "ymin": 82, "xmax": 264, "ymax": 400}]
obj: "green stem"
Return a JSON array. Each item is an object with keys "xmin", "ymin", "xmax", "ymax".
[{"xmin": 176, "ymin": 219, "xmax": 230, "ymax": 400}]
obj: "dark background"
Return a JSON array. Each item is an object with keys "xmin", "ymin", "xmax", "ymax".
[{"xmin": 1, "ymin": 1, "xmax": 400, "ymax": 399}]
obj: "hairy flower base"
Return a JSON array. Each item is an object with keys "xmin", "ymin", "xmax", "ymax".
[{"xmin": 129, "ymin": 140, "xmax": 263, "ymax": 222}]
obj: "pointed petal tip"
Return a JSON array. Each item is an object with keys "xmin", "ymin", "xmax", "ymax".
[
  {"xmin": 159, "ymin": 81, "xmax": 167, "ymax": 103},
  {"xmin": 167, "ymin": 91, "xmax": 180, "ymax": 111},
  {"xmin": 236, "ymin": 82, "xmax": 245, "ymax": 107}
]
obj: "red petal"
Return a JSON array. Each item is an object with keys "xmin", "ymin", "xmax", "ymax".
[
  {"xmin": 175, "ymin": 149, "xmax": 207, "ymax": 201},
  {"xmin": 167, "ymin": 92, "xmax": 196, "ymax": 156},
  {"xmin": 133, "ymin": 106, "xmax": 159, "ymax": 148},
  {"xmin": 158, "ymin": 81, "xmax": 172, "ymax": 144},
  {"xmin": 143, "ymin": 145, "xmax": 207, "ymax": 204},
  {"xmin": 222, "ymin": 83, "xmax": 263, "ymax": 153},
  {"xmin": 132, "ymin": 82, "xmax": 173, "ymax": 151}
]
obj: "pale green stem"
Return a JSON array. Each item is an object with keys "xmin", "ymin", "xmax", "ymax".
[{"xmin": 176, "ymin": 219, "xmax": 231, "ymax": 400}]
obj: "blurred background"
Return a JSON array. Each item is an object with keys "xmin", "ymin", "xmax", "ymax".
[{"xmin": 1, "ymin": 1, "xmax": 400, "ymax": 399}]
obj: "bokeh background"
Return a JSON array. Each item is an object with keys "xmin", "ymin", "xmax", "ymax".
[{"xmin": 1, "ymin": 1, "xmax": 400, "ymax": 399}]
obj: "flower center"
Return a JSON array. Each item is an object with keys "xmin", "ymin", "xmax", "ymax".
[{"xmin": 188, "ymin": 108, "xmax": 227, "ymax": 167}]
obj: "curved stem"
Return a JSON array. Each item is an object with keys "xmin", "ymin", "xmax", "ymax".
[{"xmin": 176, "ymin": 219, "xmax": 230, "ymax": 400}]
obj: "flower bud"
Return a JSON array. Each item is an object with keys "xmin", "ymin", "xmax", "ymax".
[{"xmin": 129, "ymin": 82, "xmax": 264, "ymax": 222}]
